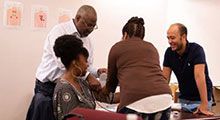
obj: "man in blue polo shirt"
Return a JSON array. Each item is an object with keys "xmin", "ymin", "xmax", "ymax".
[{"xmin": 163, "ymin": 23, "xmax": 214, "ymax": 116}]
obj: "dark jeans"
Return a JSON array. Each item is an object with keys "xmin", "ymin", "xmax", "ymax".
[
  {"xmin": 26, "ymin": 79, "xmax": 56, "ymax": 120},
  {"xmin": 118, "ymin": 107, "xmax": 171, "ymax": 120}
]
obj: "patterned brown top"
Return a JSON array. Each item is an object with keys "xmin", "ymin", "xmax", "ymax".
[{"xmin": 53, "ymin": 78, "xmax": 112, "ymax": 120}]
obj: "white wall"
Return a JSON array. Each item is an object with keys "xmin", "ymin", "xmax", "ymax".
[
  {"xmin": 0, "ymin": 0, "xmax": 85, "ymax": 120},
  {"xmin": 91, "ymin": 0, "xmax": 169, "ymax": 68},
  {"xmin": 166, "ymin": 0, "xmax": 220, "ymax": 85},
  {"xmin": 0, "ymin": 0, "xmax": 219, "ymax": 119}
]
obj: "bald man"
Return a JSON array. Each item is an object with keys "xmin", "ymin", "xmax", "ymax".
[
  {"xmin": 27, "ymin": 5, "xmax": 106, "ymax": 120},
  {"xmin": 163, "ymin": 23, "xmax": 214, "ymax": 116}
]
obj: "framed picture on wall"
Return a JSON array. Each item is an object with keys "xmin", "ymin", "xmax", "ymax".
[
  {"xmin": 31, "ymin": 5, "xmax": 48, "ymax": 29},
  {"xmin": 3, "ymin": 1, "xmax": 24, "ymax": 28},
  {"xmin": 58, "ymin": 8, "xmax": 73, "ymax": 23}
]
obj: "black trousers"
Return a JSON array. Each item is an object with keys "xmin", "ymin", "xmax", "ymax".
[{"xmin": 26, "ymin": 79, "xmax": 56, "ymax": 120}]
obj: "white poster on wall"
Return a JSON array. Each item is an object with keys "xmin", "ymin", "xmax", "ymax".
[
  {"xmin": 31, "ymin": 5, "xmax": 48, "ymax": 29},
  {"xmin": 58, "ymin": 8, "xmax": 73, "ymax": 23},
  {"xmin": 3, "ymin": 1, "xmax": 24, "ymax": 28}
]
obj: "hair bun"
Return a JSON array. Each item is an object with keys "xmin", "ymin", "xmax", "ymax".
[
  {"xmin": 138, "ymin": 18, "xmax": 144, "ymax": 25},
  {"xmin": 54, "ymin": 48, "xmax": 62, "ymax": 57},
  {"xmin": 128, "ymin": 16, "xmax": 144, "ymax": 25},
  {"xmin": 54, "ymin": 35, "xmax": 83, "ymax": 58}
]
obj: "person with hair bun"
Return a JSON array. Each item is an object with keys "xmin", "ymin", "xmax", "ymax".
[
  {"xmin": 26, "ymin": 5, "xmax": 106, "ymax": 120},
  {"xmin": 105, "ymin": 17, "xmax": 172, "ymax": 120},
  {"xmin": 53, "ymin": 35, "xmax": 119, "ymax": 120}
]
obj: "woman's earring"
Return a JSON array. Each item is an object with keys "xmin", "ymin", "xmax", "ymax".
[
  {"xmin": 71, "ymin": 69, "xmax": 77, "ymax": 79},
  {"xmin": 75, "ymin": 65, "xmax": 83, "ymax": 77},
  {"xmin": 73, "ymin": 63, "xmax": 82, "ymax": 77}
]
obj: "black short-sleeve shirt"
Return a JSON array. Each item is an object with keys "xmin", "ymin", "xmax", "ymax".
[{"xmin": 163, "ymin": 42, "xmax": 213, "ymax": 101}]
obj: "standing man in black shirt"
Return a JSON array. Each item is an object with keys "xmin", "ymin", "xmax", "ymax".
[{"xmin": 163, "ymin": 23, "xmax": 214, "ymax": 116}]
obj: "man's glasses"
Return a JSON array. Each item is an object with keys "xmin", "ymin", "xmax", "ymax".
[{"xmin": 81, "ymin": 17, "xmax": 98, "ymax": 30}]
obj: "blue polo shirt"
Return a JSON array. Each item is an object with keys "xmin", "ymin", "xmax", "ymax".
[{"xmin": 163, "ymin": 42, "xmax": 213, "ymax": 101}]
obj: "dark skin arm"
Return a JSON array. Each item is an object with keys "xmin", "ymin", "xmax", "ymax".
[
  {"xmin": 86, "ymin": 73, "xmax": 102, "ymax": 92},
  {"xmin": 93, "ymin": 85, "xmax": 120, "ymax": 104}
]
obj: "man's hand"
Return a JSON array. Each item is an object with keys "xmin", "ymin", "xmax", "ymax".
[
  {"xmin": 97, "ymin": 68, "xmax": 107, "ymax": 77},
  {"xmin": 87, "ymin": 73, "xmax": 101, "ymax": 92},
  {"xmin": 193, "ymin": 64, "xmax": 214, "ymax": 116},
  {"xmin": 193, "ymin": 103, "xmax": 214, "ymax": 116}
]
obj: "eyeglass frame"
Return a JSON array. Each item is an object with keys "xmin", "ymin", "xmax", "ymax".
[{"xmin": 81, "ymin": 17, "xmax": 98, "ymax": 30}]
